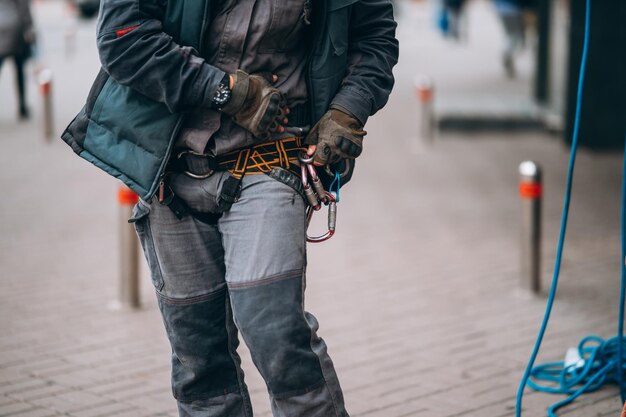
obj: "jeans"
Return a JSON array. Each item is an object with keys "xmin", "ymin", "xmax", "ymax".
[{"xmin": 131, "ymin": 172, "xmax": 349, "ymax": 417}]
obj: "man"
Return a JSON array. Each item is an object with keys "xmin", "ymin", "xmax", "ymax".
[
  {"xmin": 0, "ymin": 0, "xmax": 35, "ymax": 120},
  {"xmin": 62, "ymin": 0, "xmax": 398, "ymax": 416}
]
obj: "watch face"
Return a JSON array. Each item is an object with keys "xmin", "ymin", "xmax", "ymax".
[{"xmin": 212, "ymin": 83, "xmax": 231, "ymax": 109}]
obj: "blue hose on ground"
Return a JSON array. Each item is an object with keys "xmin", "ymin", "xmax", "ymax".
[{"xmin": 515, "ymin": 0, "xmax": 626, "ymax": 415}]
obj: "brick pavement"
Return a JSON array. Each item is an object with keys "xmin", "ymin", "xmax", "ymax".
[{"xmin": 1, "ymin": 0, "xmax": 624, "ymax": 416}]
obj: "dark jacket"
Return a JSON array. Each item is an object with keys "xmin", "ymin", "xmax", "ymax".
[
  {"xmin": 0, "ymin": 0, "xmax": 33, "ymax": 58},
  {"xmin": 61, "ymin": 0, "xmax": 399, "ymax": 199}
]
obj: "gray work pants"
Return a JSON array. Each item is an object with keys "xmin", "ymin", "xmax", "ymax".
[{"xmin": 131, "ymin": 172, "xmax": 348, "ymax": 417}]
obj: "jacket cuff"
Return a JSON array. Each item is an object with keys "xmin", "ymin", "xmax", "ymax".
[
  {"xmin": 188, "ymin": 56, "xmax": 227, "ymax": 109},
  {"xmin": 330, "ymin": 87, "xmax": 373, "ymax": 126}
]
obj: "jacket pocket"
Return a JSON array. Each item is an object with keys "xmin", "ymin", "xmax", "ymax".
[
  {"xmin": 61, "ymin": 68, "xmax": 110, "ymax": 153},
  {"xmin": 129, "ymin": 200, "xmax": 165, "ymax": 292},
  {"xmin": 82, "ymin": 76, "xmax": 182, "ymax": 199},
  {"xmin": 258, "ymin": 0, "xmax": 309, "ymax": 53}
]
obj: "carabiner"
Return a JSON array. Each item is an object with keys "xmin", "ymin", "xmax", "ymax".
[
  {"xmin": 301, "ymin": 163, "xmax": 321, "ymax": 210},
  {"xmin": 299, "ymin": 152, "xmax": 328, "ymax": 209},
  {"xmin": 299, "ymin": 152, "xmax": 338, "ymax": 243},
  {"xmin": 306, "ymin": 191, "xmax": 337, "ymax": 243},
  {"xmin": 308, "ymin": 165, "xmax": 327, "ymax": 204},
  {"xmin": 324, "ymin": 159, "xmax": 352, "ymax": 180},
  {"xmin": 298, "ymin": 152, "xmax": 315, "ymax": 165}
]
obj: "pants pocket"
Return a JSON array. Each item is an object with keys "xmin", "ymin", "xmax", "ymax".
[
  {"xmin": 169, "ymin": 171, "xmax": 228, "ymax": 214},
  {"xmin": 129, "ymin": 200, "xmax": 165, "ymax": 292}
]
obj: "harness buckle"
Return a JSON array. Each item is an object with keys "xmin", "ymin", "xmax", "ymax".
[{"xmin": 177, "ymin": 150, "xmax": 215, "ymax": 179}]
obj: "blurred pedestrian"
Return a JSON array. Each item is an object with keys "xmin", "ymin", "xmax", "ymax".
[
  {"xmin": 62, "ymin": 0, "xmax": 398, "ymax": 416},
  {"xmin": 0, "ymin": 0, "xmax": 35, "ymax": 120},
  {"xmin": 493, "ymin": 0, "xmax": 528, "ymax": 78},
  {"xmin": 442, "ymin": 0, "xmax": 467, "ymax": 41}
]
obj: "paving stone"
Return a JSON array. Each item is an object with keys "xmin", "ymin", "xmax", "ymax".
[
  {"xmin": 104, "ymin": 408, "xmax": 159, "ymax": 417},
  {"xmin": 3, "ymin": 408, "xmax": 60, "ymax": 417},
  {"xmin": 6, "ymin": 384, "xmax": 70, "ymax": 403},
  {"xmin": 67, "ymin": 402, "xmax": 130, "ymax": 417},
  {"xmin": 0, "ymin": 402, "xmax": 38, "ymax": 416},
  {"xmin": 28, "ymin": 391, "xmax": 108, "ymax": 414}
]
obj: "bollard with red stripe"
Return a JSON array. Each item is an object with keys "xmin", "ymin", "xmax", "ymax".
[
  {"xmin": 118, "ymin": 186, "xmax": 140, "ymax": 206},
  {"xmin": 413, "ymin": 74, "xmax": 435, "ymax": 149},
  {"xmin": 38, "ymin": 69, "xmax": 53, "ymax": 141},
  {"xmin": 519, "ymin": 161, "xmax": 542, "ymax": 294},
  {"xmin": 115, "ymin": 185, "xmax": 140, "ymax": 310}
]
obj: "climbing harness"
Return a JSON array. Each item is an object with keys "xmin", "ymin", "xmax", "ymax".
[
  {"xmin": 161, "ymin": 137, "xmax": 344, "ymax": 243},
  {"xmin": 299, "ymin": 152, "xmax": 338, "ymax": 243},
  {"xmin": 516, "ymin": 0, "xmax": 626, "ymax": 415}
]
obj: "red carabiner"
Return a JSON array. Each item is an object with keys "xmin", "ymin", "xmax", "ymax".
[{"xmin": 306, "ymin": 191, "xmax": 337, "ymax": 243}]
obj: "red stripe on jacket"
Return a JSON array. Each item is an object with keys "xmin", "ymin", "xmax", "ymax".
[{"xmin": 115, "ymin": 25, "xmax": 140, "ymax": 37}]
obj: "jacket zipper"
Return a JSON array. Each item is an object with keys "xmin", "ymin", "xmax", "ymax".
[{"xmin": 154, "ymin": 0, "xmax": 210, "ymax": 200}]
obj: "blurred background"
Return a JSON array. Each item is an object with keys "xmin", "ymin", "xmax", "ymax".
[{"xmin": 1, "ymin": 0, "xmax": 625, "ymax": 416}]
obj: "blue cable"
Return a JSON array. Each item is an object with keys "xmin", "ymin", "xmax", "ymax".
[
  {"xmin": 512, "ymin": 0, "xmax": 626, "ymax": 415},
  {"xmin": 523, "ymin": 145, "xmax": 626, "ymax": 417},
  {"xmin": 329, "ymin": 171, "xmax": 341, "ymax": 202},
  {"xmin": 526, "ymin": 335, "xmax": 623, "ymax": 415},
  {"xmin": 516, "ymin": 0, "xmax": 626, "ymax": 414}
]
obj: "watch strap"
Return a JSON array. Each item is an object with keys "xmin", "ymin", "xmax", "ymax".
[{"xmin": 221, "ymin": 70, "xmax": 249, "ymax": 115}]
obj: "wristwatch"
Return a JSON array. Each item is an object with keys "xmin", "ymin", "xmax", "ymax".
[{"xmin": 211, "ymin": 75, "xmax": 232, "ymax": 110}]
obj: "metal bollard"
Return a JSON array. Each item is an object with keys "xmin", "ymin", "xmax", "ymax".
[
  {"xmin": 519, "ymin": 161, "xmax": 542, "ymax": 293},
  {"xmin": 116, "ymin": 185, "xmax": 141, "ymax": 310},
  {"xmin": 64, "ymin": 26, "xmax": 77, "ymax": 57},
  {"xmin": 63, "ymin": 2, "xmax": 78, "ymax": 58},
  {"xmin": 37, "ymin": 69, "xmax": 53, "ymax": 141},
  {"xmin": 414, "ymin": 74, "xmax": 435, "ymax": 148}
]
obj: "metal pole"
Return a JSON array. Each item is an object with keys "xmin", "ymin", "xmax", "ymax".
[
  {"xmin": 64, "ymin": 25, "xmax": 77, "ymax": 58},
  {"xmin": 534, "ymin": 0, "xmax": 551, "ymax": 104},
  {"xmin": 117, "ymin": 185, "xmax": 140, "ymax": 309},
  {"xmin": 63, "ymin": 0, "xmax": 78, "ymax": 58},
  {"xmin": 519, "ymin": 161, "xmax": 542, "ymax": 293},
  {"xmin": 414, "ymin": 75, "xmax": 435, "ymax": 148},
  {"xmin": 37, "ymin": 69, "xmax": 53, "ymax": 141}
]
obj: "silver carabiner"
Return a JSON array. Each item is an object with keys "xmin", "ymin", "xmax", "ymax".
[
  {"xmin": 307, "ymin": 164, "xmax": 327, "ymax": 203},
  {"xmin": 301, "ymin": 160, "xmax": 321, "ymax": 210},
  {"xmin": 299, "ymin": 152, "xmax": 325, "ymax": 209}
]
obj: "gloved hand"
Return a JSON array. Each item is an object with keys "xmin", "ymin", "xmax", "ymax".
[
  {"xmin": 221, "ymin": 70, "xmax": 288, "ymax": 140},
  {"xmin": 304, "ymin": 106, "xmax": 366, "ymax": 166}
]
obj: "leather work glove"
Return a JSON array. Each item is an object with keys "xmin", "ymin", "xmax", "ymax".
[
  {"xmin": 221, "ymin": 70, "xmax": 288, "ymax": 140},
  {"xmin": 304, "ymin": 106, "xmax": 366, "ymax": 166}
]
